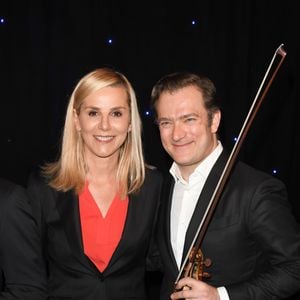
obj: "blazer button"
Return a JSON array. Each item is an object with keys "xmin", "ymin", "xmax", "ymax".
[{"xmin": 98, "ymin": 274, "xmax": 104, "ymax": 281}]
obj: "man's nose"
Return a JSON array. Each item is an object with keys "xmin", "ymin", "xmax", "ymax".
[{"xmin": 172, "ymin": 121, "xmax": 185, "ymax": 141}]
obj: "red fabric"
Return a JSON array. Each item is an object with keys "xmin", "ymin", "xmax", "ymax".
[{"xmin": 79, "ymin": 183, "xmax": 128, "ymax": 272}]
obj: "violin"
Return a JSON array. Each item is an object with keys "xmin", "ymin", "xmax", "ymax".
[{"xmin": 175, "ymin": 43, "xmax": 287, "ymax": 288}]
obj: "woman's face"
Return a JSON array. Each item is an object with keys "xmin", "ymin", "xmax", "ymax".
[{"xmin": 74, "ymin": 86, "xmax": 131, "ymax": 162}]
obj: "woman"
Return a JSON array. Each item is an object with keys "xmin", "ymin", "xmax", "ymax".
[{"xmin": 27, "ymin": 68, "xmax": 162, "ymax": 299}]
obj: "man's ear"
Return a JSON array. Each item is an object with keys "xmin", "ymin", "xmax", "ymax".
[{"xmin": 211, "ymin": 110, "xmax": 221, "ymax": 133}]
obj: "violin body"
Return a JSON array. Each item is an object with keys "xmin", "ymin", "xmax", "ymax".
[{"xmin": 183, "ymin": 248, "xmax": 211, "ymax": 281}]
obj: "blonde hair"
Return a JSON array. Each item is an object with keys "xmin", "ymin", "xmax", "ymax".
[{"xmin": 43, "ymin": 68, "xmax": 145, "ymax": 197}]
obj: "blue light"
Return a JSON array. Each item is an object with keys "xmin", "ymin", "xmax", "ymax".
[
  {"xmin": 192, "ymin": 20, "xmax": 196, "ymax": 25},
  {"xmin": 107, "ymin": 38, "xmax": 113, "ymax": 44},
  {"xmin": 272, "ymin": 169, "xmax": 278, "ymax": 175},
  {"xmin": 145, "ymin": 111, "xmax": 150, "ymax": 116},
  {"xmin": 233, "ymin": 136, "xmax": 238, "ymax": 142},
  {"xmin": 0, "ymin": 18, "xmax": 5, "ymax": 24}
]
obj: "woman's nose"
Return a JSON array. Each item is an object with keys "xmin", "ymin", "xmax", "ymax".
[{"xmin": 98, "ymin": 116, "xmax": 110, "ymax": 130}]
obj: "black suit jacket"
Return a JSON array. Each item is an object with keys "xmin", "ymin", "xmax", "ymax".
[
  {"xmin": 158, "ymin": 150, "xmax": 300, "ymax": 300},
  {"xmin": 0, "ymin": 178, "xmax": 47, "ymax": 300},
  {"xmin": 27, "ymin": 168, "xmax": 163, "ymax": 300}
]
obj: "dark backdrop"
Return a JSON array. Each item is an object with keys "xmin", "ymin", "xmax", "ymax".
[{"xmin": 0, "ymin": 1, "xmax": 299, "ymax": 299}]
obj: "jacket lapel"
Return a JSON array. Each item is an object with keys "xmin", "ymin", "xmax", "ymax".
[
  {"xmin": 181, "ymin": 150, "xmax": 229, "ymax": 267},
  {"xmin": 103, "ymin": 191, "xmax": 147, "ymax": 275},
  {"xmin": 55, "ymin": 190, "xmax": 98, "ymax": 272},
  {"xmin": 160, "ymin": 175, "xmax": 179, "ymax": 274},
  {"xmin": 102, "ymin": 194, "xmax": 135, "ymax": 275}
]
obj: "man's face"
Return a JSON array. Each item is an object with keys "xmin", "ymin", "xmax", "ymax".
[{"xmin": 156, "ymin": 85, "xmax": 220, "ymax": 179}]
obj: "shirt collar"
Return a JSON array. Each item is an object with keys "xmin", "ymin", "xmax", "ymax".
[{"xmin": 170, "ymin": 141, "xmax": 223, "ymax": 184}]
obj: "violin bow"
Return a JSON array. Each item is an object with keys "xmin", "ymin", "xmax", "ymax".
[{"xmin": 176, "ymin": 43, "xmax": 287, "ymax": 284}]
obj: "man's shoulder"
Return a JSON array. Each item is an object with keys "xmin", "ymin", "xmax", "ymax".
[
  {"xmin": 145, "ymin": 165, "xmax": 164, "ymax": 180},
  {"xmin": 0, "ymin": 177, "xmax": 16, "ymax": 190},
  {"xmin": 0, "ymin": 178, "xmax": 24, "ymax": 202},
  {"xmin": 233, "ymin": 160, "xmax": 285, "ymax": 188},
  {"xmin": 217, "ymin": 149, "xmax": 286, "ymax": 190},
  {"xmin": 0, "ymin": 178, "xmax": 28, "ymax": 231}
]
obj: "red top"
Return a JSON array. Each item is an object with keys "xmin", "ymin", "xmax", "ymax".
[{"xmin": 79, "ymin": 183, "xmax": 128, "ymax": 272}]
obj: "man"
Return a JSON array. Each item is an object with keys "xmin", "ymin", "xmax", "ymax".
[
  {"xmin": 0, "ymin": 178, "xmax": 46, "ymax": 299},
  {"xmin": 151, "ymin": 72, "xmax": 300, "ymax": 300}
]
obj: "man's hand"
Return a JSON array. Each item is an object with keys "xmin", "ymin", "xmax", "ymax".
[{"xmin": 170, "ymin": 277, "xmax": 220, "ymax": 300}]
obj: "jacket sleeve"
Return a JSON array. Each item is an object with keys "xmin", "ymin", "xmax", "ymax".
[
  {"xmin": 226, "ymin": 177, "xmax": 300, "ymax": 299},
  {"xmin": 0, "ymin": 180, "xmax": 47, "ymax": 300}
]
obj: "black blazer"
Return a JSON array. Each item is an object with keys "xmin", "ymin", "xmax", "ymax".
[
  {"xmin": 157, "ymin": 150, "xmax": 300, "ymax": 300},
  {"xmin": 0, "ymin": 178, "xmax": 47, "ymax": 300},
  {"xmin": 27, "ymin": 168, "xmax": 163, "ymax": 300}
]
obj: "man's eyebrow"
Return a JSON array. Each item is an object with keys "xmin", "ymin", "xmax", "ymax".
[
  {"xmin": 157, "ymin": 113, "xmax": 200, "ymax": 121},
  {"xmin": 179, "ymin": 113, "xmax": 200, "ymax": 120},
  {"xmin": 157, "ymin": 117, "xmax": 172, "ymax": 121}
]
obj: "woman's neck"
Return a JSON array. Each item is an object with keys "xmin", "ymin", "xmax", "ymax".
[{"xmin": 85, "ymin": 155, "xmax": 119, "ymax": 184}]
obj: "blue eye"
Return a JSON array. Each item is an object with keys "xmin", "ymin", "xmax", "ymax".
[
  {"xmin": 158, "ymin": 120, "xmax": 173, "ymax": 129},
  {"xmin": 185, "ymin": 117, "xmax": 196, "ymax": 123}
]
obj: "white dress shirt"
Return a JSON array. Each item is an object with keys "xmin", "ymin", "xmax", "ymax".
[{"xmin": 169, "ymin": 141, "xmax": 230, "ymax": 300}]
